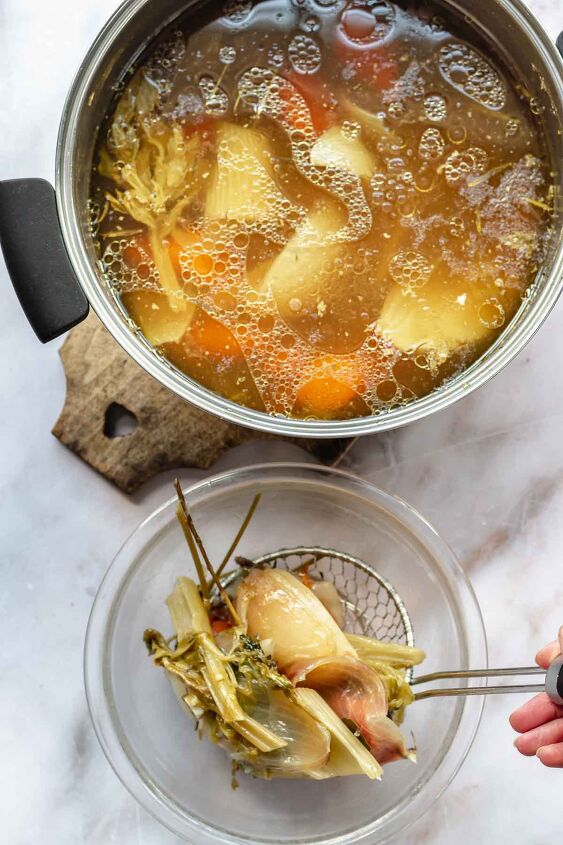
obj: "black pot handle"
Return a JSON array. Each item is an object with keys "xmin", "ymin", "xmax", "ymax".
[{"xmin": 0, "ymin": 178, "xmax": 88, "ymax": 343}]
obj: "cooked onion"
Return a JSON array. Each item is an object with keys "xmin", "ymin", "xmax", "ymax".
[
  {"xmin": 240, "ymin": 689, "xmax": 330, "ymax": 774},
  {"xmin": 235, "ymin": 568, "xmax": 355, "ymax": 670},
  {"xmin": 311, "ymin": 580, "xmax": 345, "ymax": 628},
  {"xmin": 290, "ymin": 655, "xmax": 415, "ymax": 764}
]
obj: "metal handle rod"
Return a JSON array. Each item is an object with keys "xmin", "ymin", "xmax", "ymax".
[
  {"xmin": 413, "ymin": 666, "xmax": 545, "ymax": 685},
  {"xmin": 414, "ymin": 683, "xmax": 546, "ymax": 701}
]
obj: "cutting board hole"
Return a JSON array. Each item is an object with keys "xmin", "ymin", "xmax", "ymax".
[{"xmin": 104, "ymin": 403, "xmax": 137, "ymax": 438}]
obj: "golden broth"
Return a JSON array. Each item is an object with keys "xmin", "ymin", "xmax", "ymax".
[{"xmin": 90, "ymin": 0, "xmax": 553, "ymax": 420}]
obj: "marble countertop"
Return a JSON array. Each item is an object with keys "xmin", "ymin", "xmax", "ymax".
[{"xmin": 1, "ymin": 1, "xmax": 563, "ymax": 843}]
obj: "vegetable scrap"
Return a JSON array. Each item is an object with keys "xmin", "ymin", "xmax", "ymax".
[{"xmin": 144, "ymin": 483, "xmax": 425, "ymax": 782}]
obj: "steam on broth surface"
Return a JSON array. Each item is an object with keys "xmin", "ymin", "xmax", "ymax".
[{"xmin": 90, "ymin": 0, "xmax": 553, "ymax": 420}]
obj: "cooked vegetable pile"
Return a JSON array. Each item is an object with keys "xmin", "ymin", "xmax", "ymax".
[{"xmin": 144, "ymin": 484, "xmax": 425, "ymax": 782}]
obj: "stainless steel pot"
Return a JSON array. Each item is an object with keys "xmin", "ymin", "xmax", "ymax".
[{"xmin": 1, "ymin": 0, "xmax": 562, "ymax": 438}]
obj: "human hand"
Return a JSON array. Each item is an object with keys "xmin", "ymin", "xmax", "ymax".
[{"xmin": 510, "ymin": 626, "xmax": 563, "ymax": 768}]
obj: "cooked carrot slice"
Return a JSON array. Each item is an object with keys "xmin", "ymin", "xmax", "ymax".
[
  {"xmin": 295, "ymin": 376, "xmax": 359, "ymax": 414},
  {"xmin": 298, "ymin": 570, "xmax": 315, "ymax": 589},
  {"xmin": 282, "ymin": 71, "xmax": 338, "ymax": 135},
  {"xmin": 124, "ymin": 230, "xmax": 206, "ymax": 281},
  {"xmin": 211, "ymin": 619, "xmax": 232, "ymax": 635},
  {"xmin": 123, "ymin": 234, "xmax": 184, "ymax": 277},
  {"xmin": 189, "ymin": 311, "xmax": 244, "ymax": 358},
  {"xmin": 182, "ymin": 115, "xmax": 215, "ymax": 139},
  {"xmin": 123, "ymin": 236, "xmax": 151, "ymax": 270},
  {"xmin": 333, "ymin": 31, "xmax": 398, "ymax": 90}
]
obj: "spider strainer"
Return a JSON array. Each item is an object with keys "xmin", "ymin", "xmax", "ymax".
[
  {"xmin": 219, "ymin": 545, "xmax": 415, "ymax": 681},
  {"xmin": 221, "ymin": 549, "xmax": 563, "ymax": 704}
]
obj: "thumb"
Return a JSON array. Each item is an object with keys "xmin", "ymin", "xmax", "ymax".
[{"xmin": 536, "ymin": 628, "xmax": 562, "ymax": 670}]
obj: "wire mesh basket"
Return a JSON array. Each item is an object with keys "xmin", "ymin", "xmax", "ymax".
[{"xmin": 220, "ymin": 545, "xmax": 415, "ymax": 678}]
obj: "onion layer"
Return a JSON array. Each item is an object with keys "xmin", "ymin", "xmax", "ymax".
[
  {"xmin": 289, "ymin": 655, "xmax": 415, "ymax": 764},
  {"xmin": 240, "ymin": 689, "xmax": 331, "ymax": 774},
  {"xmin": 235, "ymin": 568, "xmax": 355, "ymax": 671}
]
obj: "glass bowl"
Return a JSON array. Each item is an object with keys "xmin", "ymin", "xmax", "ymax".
[{"xmin": 84, "ymin": 463, "xmax": 486, "ymax": 844}]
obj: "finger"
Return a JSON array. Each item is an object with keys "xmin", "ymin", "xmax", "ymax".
[
  {"xmin": 537, "ymin": 742, "xmax": 563, "ymax": 768},
  {"xmin": 509, "ymin": 692, "xmax": 563, "ymax": 733},
  {"xmin": 513, "ymin": 718, "xmax": 563, "ymax": 756},
  {"xmin": 536, "ymin": 639, "xmax": 561, "ymax": 669},
  {"xmin": 536, "ymin": 626, "xmax": 563, "ymax": 668}
]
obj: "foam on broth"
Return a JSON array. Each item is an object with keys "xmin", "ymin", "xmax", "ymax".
[{"xmin": 90, "ymin": 0, "xmax": 554, "ymax": 420}]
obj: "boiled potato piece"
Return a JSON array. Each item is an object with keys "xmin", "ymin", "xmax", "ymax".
[
  {"xmin": 377, "ymin": 275, "xmax": 514, "ymax": 363},
  {"xmin": 205, "ymin": 123, "xmax": 289, "ymax": 224},
  {"xmin": 310, "ymin": 126, "xmax": 376, "ymax": 179}
]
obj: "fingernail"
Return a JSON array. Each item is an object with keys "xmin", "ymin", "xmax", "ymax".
[{"xmin": 536, "ymin": 746, "xmax": 544, "ymax": 760}]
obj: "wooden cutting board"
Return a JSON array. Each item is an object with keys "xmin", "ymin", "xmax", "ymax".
[{"xmin": 52, "ymin": 314, "xmax": 354, "ymax": 492}]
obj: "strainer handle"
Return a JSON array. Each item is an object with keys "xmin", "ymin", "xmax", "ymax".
[
  {"xmin": 0, "ymin": 179, "xmax": 89, "ymax": 342},
  {"xmin": 413, "ymin": 660, "xmax": 563, "ymax": 703}
]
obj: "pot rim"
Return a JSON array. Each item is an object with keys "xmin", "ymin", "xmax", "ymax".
[{"xmin": 55, "ymin": 0, "xmax": 563, "ymax": 438}]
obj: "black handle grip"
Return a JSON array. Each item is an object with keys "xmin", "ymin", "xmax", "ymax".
[
  {"xmin": 0, "ymin": 178, "xmax": 88, "ymax": 343},
  {"xmin": 558, "ymin": 31, "xmax": 563, "ymax": 59},
  {"xmin": 546, "ymin": 656, "xmax": 563, "ymax": 706}
]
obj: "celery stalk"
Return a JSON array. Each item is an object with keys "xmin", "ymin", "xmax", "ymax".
[
  {"xmin": 169, "ymin": 577, "xmax": 286, "ymax": 751},
  {"xmin": 166, "ymin": 580, "xmax": 195, "ymax": 643},
  {"xmin": 347, "ymin": 634, "xmax": 426, "ymax": 669},
  {"xmin": 176, "ymin": 577, "xmax": 212, "ymax": 635}
]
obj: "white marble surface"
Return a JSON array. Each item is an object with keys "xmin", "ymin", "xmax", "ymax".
[{"xmin": 1, "ymin": 1, "xmax": 563, "ymax": 843}]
